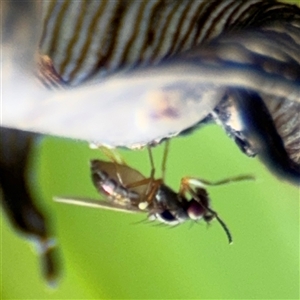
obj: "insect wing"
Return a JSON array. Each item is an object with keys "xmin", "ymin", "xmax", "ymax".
[
  {"xmin": 91, "ymin": 160, "xmax": 150, "ymax": 197},
  {"xmin": 54, "ymin": 197, "xmax": 143, "ymax": 214}
]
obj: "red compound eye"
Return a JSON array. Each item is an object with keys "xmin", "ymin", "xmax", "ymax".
[{"xmin": 187, "ymin": 200, "xmax": 207, "ymax": 220}]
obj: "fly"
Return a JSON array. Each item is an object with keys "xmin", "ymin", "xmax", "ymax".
[{"xmin": 55, "ymin": 143, "xmax": 254, "ymax": 244}]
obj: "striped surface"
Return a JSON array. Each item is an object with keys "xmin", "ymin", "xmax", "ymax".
[{"xmin": 40, "ymin": 0, "xmax": 295, "ymax": 86}]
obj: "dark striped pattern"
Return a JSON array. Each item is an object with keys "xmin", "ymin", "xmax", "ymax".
[
  {"xmin": 40, "ymin": 0, "xmax": 284, "ymax": 86},
  {"xmin": 264, "ymin": 95, "xmax": 300, "ymax": 165}
]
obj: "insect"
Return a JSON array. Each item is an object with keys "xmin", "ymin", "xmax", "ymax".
[{"xmin": 55, "ymin": 143, "xmax": 254, "ymax": 244}]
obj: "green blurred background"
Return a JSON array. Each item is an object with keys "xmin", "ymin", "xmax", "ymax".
[
  {"xmin": 1, "ymin": 0, "xmax": 300, "ymax": 297},
  {"xmin": 1, "ymin": 124, "xmax": 299, "ymax": 299}
]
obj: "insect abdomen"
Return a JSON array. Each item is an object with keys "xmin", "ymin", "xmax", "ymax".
[{"xmin": 92, "ymin": 169, "xmax": 139, "ymax": 204}]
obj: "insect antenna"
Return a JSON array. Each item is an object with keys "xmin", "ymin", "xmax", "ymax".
[
  {"xmin": 181, "ymin": 183, "xmax": 233, "ymax": 244},
  {"xmin": 207, "ymin": 207, "xmax": 233, "ymax": 245}
]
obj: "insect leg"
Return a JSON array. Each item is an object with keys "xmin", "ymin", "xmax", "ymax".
[
  {"xmin": 147, "ymin": 146, "xmax": 155, "ymax": 179},
  {"xmin": 142, "ymin": 146, "xmax": 157, "ymax": 198},
  {"xmin": 125, "ymin": 177, "xmax": 155, "ymax": 189},
  {"xmin": 125, "ymin": 178, "xmax": 163, "ymax": 209},
  {"xmin": 161, "ymin": 140, "xmax": 170, "ymax": 181},
  {"xmin": 181, "ymin": 175, "xmax": 255, "ymax": 190}
]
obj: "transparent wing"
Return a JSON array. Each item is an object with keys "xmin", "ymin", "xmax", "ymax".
[
  {"xmin": 91, "ymin": 160, "xmax": 152, "ymax": 197},
  {"xmin": 54, "ymin": 196, "xmax": 143, "ymax": 214}
]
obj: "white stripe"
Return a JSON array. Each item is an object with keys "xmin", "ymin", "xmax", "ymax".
[
  {"xmin": 204, "ymin": 1, "xmax": 243, "ymax": 40},
  {"xmin": 61, "ymin": 1, "xmax": 107, "ymax": 83},
  {"xmin": 67, "ymin": 1, "xmax": 118, "ymax": 85},
  {"xmin": 108, "ymin": 1, "xmax": 143, "ymax": 70},
  {"xmin": 196, "ymin": 0, "xmax": 235, "ymax": 43},
  {"xmin": 40, "ymin": 1, "xmax": 64, "ymax": 54},
  {"xmin": 158, "ymin": 2, "xmax": 192, "ymax": 59},
  {"xmin": 170, "ymin": 0, "xmax": 206, "ymax": 54},
  {"xmin": 52, "ymin": 2, "xmax": 83, "ymax": 73},
  {"xmin": 42, "ymin": 1, "xmax": 52, "ymax": 20},
  {"xmin": 227, "ymin": 1, "xmax": 261, "ymax": 25},
  {"xmin": 126, "ymin": 0, "xmax": 161, "ymax": 65},
  {"xmin": 143, "ymin": 2, "xmax": 177, "ymax": 61}
]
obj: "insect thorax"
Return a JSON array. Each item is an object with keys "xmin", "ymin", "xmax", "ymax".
[{"xmin": 154, "ymin": 184, "xmax": 189, "ymax": 222}]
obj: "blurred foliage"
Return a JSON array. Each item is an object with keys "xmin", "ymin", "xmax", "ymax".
[{"xmin": 1, "ymin": 125, "xmax": 299, "ymax": 299}]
